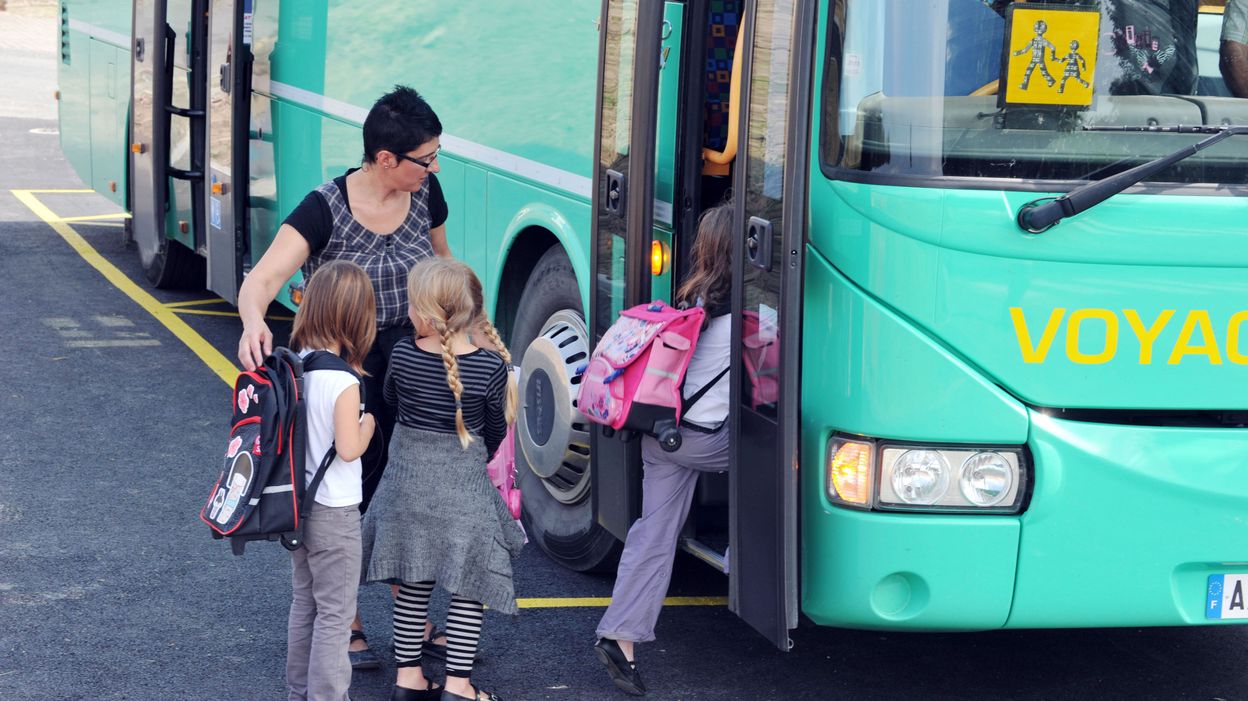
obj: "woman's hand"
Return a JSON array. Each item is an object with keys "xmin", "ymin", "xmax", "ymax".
[
  {"xmin": 236, "ymin": 224, "xmax": 311, "ymax": 370},
  {"xmin": 238, "ymin": 321, "xmax": 274, "ymax": 371}
]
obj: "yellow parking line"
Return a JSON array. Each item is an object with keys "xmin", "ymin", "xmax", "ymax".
[
  {"xmin": 19, "ymin": 189, "xmax": 95, "ymax": 194},
  {"xmin": 174, "ymin": 308, "xmax": 293, "ymax": 321},
  {"xmin": 56, "ymin": 212, "xmax": 132, "ymax": 223},
  {"xmin": 164, "ymin": 298, "xmax": 227, "ymax": 308},
  {"xmin": 13, "ymin": 189, "xmax": 239, "ymax": 386},
  {"xmin": 517, "ymin": 596, "xmax": 726, "ymax": 609}
]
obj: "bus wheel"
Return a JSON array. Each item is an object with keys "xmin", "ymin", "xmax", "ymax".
[
  {"xmin": 138, "ymin": 232, "xmax": 205, "ymax": 289},
  {"xmin": 512, "ymin": 246, "xmax": 619, "ymax": 572}
]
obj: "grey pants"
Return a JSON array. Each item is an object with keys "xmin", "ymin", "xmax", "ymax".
[
  {"xmin": 596, "ymin": 427, "xmax": 731, "ymax": 643},
  {"xmin": 287, "ymin": 502, "xmax": 362, "ymax": 701}
]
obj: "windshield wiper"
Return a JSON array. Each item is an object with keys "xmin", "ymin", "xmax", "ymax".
[{"xmin": 1016, "ymin": 125, "xmax": 1248, "ymax": 233}]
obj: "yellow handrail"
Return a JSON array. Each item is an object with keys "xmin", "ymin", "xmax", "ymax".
[{"xmin": 702, "ymin": 16, "xmax": 745, "ymax": 176}]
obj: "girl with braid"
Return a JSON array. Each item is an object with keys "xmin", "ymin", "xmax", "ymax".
[{"xmin": 361, "ymin": 257, "xmax": 523, "ymax": 701}]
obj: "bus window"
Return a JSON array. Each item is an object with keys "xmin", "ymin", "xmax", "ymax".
[{"xmin": 822, "ymin": 0, "xmax": 1248, "ymax": 186}]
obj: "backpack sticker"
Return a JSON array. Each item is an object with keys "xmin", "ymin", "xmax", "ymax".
[
  {"xmin": 252, "ymin": 434, "xmax": 262, "ymax": 457},
  {"xmin": 216, "ymin": 452, "xmax": 254, "ymax": 525},
  {"xmin": 238, "ymin": 387, "xmax": 251, "ymax": 413},
  {"xmin": 226, "ymin": 435, "xmax": 243, "ymax": 458},
  {"xmin": 208, "ymin": 488, "xmax": 226, "ymax": 520}
]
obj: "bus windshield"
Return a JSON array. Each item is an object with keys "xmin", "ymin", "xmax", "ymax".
[{"xmin": 824, "ymin": 0, "xmax": 1248, "ymax": 186}]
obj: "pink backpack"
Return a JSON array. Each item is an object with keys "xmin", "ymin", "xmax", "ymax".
[
  {"xmin": 742, "ymin": 310, "xmax": 780, "ymax": 409},
  {"xmin": 577, "ymin": 301, "xmax": 706, "ymax": 452}
]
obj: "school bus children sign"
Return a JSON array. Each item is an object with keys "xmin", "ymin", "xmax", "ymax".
[{"xmin": 1002, "ymin": 4, "xmax": 1101, "ymax": 108}]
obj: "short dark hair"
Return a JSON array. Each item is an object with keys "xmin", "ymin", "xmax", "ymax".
[{"xmin": 362, "ymin": 85, "xmax": 442, "ymax": 164}]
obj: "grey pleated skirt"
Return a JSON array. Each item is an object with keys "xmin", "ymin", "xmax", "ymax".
[{"xmin": 360, "ymin": 425, "xmax": 526, "ymax": 614}]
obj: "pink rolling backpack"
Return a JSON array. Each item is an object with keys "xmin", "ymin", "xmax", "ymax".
[{"xmin": 576, "ymin": 301, "xmax": 709, "ymax": 452}]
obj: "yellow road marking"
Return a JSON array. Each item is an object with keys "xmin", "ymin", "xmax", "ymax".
[
  {"xmin": 173, "ymin": 308, "xmax": 293, "ymax": 321},
  {"xmin": 13, "ymin": 189, "xmax": 238, "ymax": 386},
  {"xmin": 164, "ymin": 298, "xmax": 227, "ymax": 308},
  {"xmin": 20, "ymin": 189, "xmax": 95, "ymax": 194},
  {"xmin": 56, "ymin": 212, "xmax": 132, "ymax": 223},
  {"xmin": 18, "ymin": 189, "xmax": 723, "ymax": 610},
  {"xmin": 517, "ymin": 596, "xmax": 726, "ymax": 609},
  {"xmin": 73, "ymin": 222, "xmax": 125, "ymax": 228}
]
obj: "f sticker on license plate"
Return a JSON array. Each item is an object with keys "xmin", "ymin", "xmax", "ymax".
[{"xmin": 1206, "ymin": 574, "xmax": 1248, "ymax": 619}]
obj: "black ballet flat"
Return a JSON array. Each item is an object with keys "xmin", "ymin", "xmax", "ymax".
[{"xmin": 594, "ymin": 638, "xmax": 646, "ymax": 697}]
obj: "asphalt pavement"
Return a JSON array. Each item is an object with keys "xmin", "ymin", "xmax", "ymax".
[{"xmin": 2, "ymin": 5, "xmax": 1248, "ymax": 701}]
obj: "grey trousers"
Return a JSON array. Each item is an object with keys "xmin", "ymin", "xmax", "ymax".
[
  {"xmin": 287, "ymin": 502, "xmax": 362, "ymax": 701},
  {"xmin": 596, "ymin": 427, "xmax": 731, "ymax": 643}
]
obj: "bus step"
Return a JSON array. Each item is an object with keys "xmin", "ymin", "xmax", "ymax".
[{"xmin": 679, "ymin": 536, "xmax": 727, "ymax": 574}]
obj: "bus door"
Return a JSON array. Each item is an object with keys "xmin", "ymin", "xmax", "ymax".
[
  {"xmin": 204, "ymin": 0, "xmax": 252, "ymax": 304},
  {"xmin": 726, "ymin": 0, "xmax": 814, "ymax": 650},
  {"xmin": 589, "ymin": 0, "xmax": 668, "ymax": 539},
  {"xmin": 130, "ymin": 0, "xmax": 208, "ymax": 286}
]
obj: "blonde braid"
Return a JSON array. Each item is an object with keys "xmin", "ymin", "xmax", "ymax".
[
  {"xmin": 479, "ymin": 318, "xmax": 519, "ymax": 425},
  {"xmin": 435, "ymin": 319, "xmax": 473, "ymax": 449}
]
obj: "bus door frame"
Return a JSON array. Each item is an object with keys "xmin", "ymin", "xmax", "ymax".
[
  {"xmin": 589, "ymin": 0, "xmax": 666, "ymax": 539},
  {"xmin": 204, "ymin": 0, "xmax": 253, "ymax": 305},
  {"xmin": 726, "ymin": 0, "xmax": 816, "ymax": 651}
]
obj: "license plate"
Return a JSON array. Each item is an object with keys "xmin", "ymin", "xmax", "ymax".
[{"xmin": 1206, "ymin": 574, "xmax": 1248, "ymax": 619}]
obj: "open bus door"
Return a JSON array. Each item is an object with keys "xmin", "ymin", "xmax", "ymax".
[
  {"xmin": 589, "ymin": 0, "xmax": 666, "ymax": 539},
  {"xmin": 131, "ymin": 0, "xmax": 248, "ymax": 295},
  {"xmin": 725, "ymin": 0, "xmax": 813, "ymax": 650}
]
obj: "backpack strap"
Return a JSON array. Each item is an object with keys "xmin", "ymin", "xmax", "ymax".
[
  {"xmin": 298, "ymin": 350, "xmax": 364, "ymax": 517},
  {"xmin": 681, "ymin": 366, "xmax": 729, "ymax": 415}
]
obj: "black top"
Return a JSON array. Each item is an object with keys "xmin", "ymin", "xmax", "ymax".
[
  {"xmin": 383, "ymin": 338, "xmax": 509, "ymax": 460},
  {"xmin": 284, "ymin": 170, "xmax": 448, "ymax": 253}
]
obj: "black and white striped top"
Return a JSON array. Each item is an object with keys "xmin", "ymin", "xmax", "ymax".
[{"xmin": 383, "ymin": 338, "xmax": 509, "ymax": 459}]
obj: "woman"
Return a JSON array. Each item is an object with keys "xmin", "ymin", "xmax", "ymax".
[
  {"xmin": 237, "ymin": 85, "xmax": 452, "ymax": 671},
  {"xmin": 593, "ymin": 203, "xmax": 734, "ymax": 697}
]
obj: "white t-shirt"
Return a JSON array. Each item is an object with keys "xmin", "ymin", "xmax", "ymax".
[
  {"xmin": 299, "ymin": 350, "xmax": 363, "ymax": 507},
  {"xmin": 682, "ymin": 314, "xmax": 731, "ymax": 428}
]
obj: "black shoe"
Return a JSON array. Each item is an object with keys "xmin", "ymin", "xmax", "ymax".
[
  {"xmin": 594, "ymin": 638, "xmax": 646, "ymax": 696},
  {"xmin": 349, "ymin": 630, "xmax": 382, "ymax": 671},
  {"xmin": 391, "ymin": 680, "xmax": 442, "ymax": 701},
  {"xmin": 440, "ymin": 684, "xmax": 502, "ymax": 701}
]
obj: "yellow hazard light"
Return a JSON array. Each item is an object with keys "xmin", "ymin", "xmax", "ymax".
[
  {"xmin": 827, "ymin": 438, "xmax": 874, "ymax": 508},
  {"xmin": 211, "ymin": 182, "xmax": 225, "ymax": 195},
  {"xmin": 131, "ymin": 143, "xmax": 146, "ymax": 154},
  {"xmin": 650, "ymin": 240, "xmax": 669, "ymax": 276},
  {"xmin": 290, "ymin": 285, "xmax": 303, "ymax": 306}
]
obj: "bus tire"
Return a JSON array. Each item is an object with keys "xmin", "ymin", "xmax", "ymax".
[
  {"xmin": 512, "ymin": 246, "xmax": 620, "ymax": 573},
  {"xmin": 143, "ymin": 235, "xmax": 205, "ymax": 290}
]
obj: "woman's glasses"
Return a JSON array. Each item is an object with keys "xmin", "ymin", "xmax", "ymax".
[{"xmin": 396, "ymin": 147, "xmax": 440, "ymax": 169}]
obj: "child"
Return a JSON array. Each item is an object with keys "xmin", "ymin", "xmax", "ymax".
[
  {"xmin": 286, "ymin": 260, "xmax": 378, "ymax": 701},
  {"xmin": 361, "ymin": 257, "xmax": 523, "ymax": 701},
  {"xmin": 594, "ymin": 203, "xmax": 735, "ymax": 697}
]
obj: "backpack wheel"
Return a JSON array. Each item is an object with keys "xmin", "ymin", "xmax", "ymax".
[
  {"xmin": 280, "ymin": 534, "xmax": 301, "ymax": 551},
  {"xmin": 657, "ymin": 425, "xmax": 682, "ymax": 452}
]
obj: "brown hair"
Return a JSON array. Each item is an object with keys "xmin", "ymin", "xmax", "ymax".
[
  {"xmin": 676, "ymin": 203, "xmax": 734, "ymax": 311},
  {"xmin": 407, "ymin": 258, "xmax": 519, "ymax": 448},
  {"xmin": 289, "ymin": 260, "xmax": 377, "ymax": 373}
]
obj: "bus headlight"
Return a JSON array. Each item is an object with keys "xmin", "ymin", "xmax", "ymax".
[
  {"xmin": 825, "ymin": 434, "xmax": 1028, "ymax": 514},
  {"xmin": 887, "ymin": 450, "xmax": 950, "ymax": 505},
  {"xmin": 959, "ymin": 452, "xmax": 1014, "ymax": 507}
]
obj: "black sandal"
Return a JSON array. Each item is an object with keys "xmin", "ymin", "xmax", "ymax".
[
  {"xmin": 349, "ymin": 630, "xmax": 382, "ymax": 670},
  {"xmin": 439, "ymin": 684, "xmax": 501, "ymax": 701},
  {"xmin": 391, "ymin": 679, "xmax": 443, "ymax": 701}
]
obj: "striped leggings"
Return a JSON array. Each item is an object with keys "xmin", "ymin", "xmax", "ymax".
[{"xmin": 394, "ymin": 581, "xmax": 483, "ymax": 677}]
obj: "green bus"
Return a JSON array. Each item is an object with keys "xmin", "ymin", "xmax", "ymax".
[{"xmin": 57, "ymin": 0, "xmax": 1248, "ymax": 648}]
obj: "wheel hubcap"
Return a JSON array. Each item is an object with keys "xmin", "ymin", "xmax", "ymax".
[{"xmin": 517, "ymin": 310, "xmax": 592, "ymax": 505}]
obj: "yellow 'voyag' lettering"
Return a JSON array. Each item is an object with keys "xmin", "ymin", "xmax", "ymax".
[
  {"xmin": 1010, "ymin": 308, "xmax": 1247, "ymax": 365},
  {"xmin": 1065, "ymin": 308, "xmax": 1117, "ymax": 364},
  {"xmin": 1167, "ymin": 311, "xmax": 1222, "ymax": 365},
  {"xmin": 1010, "ymin": 307, "xmax": 1066, "ymax": 363}
]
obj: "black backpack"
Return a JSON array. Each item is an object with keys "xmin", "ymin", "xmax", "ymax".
[{"xmin": 199, "ymin": 348, "xmax": 360, "ymax": 555}]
